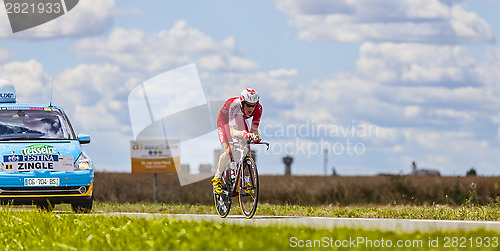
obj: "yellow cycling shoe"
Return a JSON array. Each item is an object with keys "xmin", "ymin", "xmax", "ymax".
[
  {"xmin": 244, "ymin": 182, "xmax": 254, "ymax": 194},
  {"xmin": 212, "ymin": 177, "xmax": 223, "ymax": 195}
]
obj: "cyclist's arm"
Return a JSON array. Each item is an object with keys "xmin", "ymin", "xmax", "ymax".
[
  {"xmin": 250, "ymin": 124, "xmax": 259, "ymax": 133},
  {"xmin": 230, "ymin": 124, "xmax": 260, "ymax": 142},
  {"xmin": 229, "ymin": 125, "xmax": 247, "ymax": 139},
  {"xmin": 250, "ymin": 105, "xmax": 262, "ymax": 138}
]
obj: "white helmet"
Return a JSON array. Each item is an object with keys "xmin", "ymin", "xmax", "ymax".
[{"xmin": 240, "ymin": 88, "xmax": 259, "ymax": 105}]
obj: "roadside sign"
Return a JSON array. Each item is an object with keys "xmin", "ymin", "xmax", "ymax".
[{"xmin": 130, "ymin": 140, "xmax": 180, "ymax": 174}]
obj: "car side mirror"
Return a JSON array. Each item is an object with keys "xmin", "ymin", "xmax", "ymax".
[{"xmin": 77, "ymin": 133, "xmax": 91, "ymax": 144}]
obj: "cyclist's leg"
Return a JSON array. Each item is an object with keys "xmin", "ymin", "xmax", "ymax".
[
  {"xmin": 239, "ymin": 121, "xmax": 254, "ymax": 189},
  {"xmin": 215, "ymin": 142, "xmax": 232, "ymax": 178},
  {"xmin": 215, "ymin": 124, "xmax": 234, "ymax": 179}
]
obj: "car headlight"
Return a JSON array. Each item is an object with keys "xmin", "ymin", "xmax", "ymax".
[{"xmin": 74, "ymin": 152, "xmax": 93, "ymax": 170}]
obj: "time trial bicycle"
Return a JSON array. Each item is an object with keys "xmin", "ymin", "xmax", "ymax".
[{"xmin": 214, "ymin": 139, "xmax": 269, "ymax": 219}]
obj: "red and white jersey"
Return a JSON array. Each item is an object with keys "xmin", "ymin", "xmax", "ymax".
[{"xmin": 216, "ymin": 97, "xmax": 262, "ymax": 129}]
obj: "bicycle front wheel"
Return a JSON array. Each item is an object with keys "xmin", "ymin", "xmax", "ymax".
[
  {"xmin": 214, "ymin": 168, "xmax": 232, "ymax": 218},
  {"xmin": 238, "ymin": 156, "xmax": 259, "ymax": 219}
]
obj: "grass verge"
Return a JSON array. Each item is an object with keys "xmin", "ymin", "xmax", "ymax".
[{"xmin": 1, "ymin": 208, "xmax": 499, "ymax": 250}]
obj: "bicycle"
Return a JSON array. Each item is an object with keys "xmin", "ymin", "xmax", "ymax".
[{"xmin": 214, "ymin": 139, "xmax": 269, "ymax": 219}]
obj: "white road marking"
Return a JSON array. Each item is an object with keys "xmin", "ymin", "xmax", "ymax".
[{"xmin": 98, "ymin": 212, "xmax": 500, "ymax": 233}]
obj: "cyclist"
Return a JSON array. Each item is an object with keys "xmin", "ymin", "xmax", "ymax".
[{"xmin": 212, "ymin": 88, "xmax": 262, "ymax": 194}]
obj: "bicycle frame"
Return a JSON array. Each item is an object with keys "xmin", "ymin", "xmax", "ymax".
[
  {"xmin": 227, "ymin": 141, "xmax": 248, "ymax": 196},
  {"xmin": 226, "ymin": 140, "xmax": 269, "ymax": 196}
]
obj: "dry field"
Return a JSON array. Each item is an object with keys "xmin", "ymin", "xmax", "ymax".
[{"xmin": 94, "ymin": 173, "xmax": 500, "ymax": 206}]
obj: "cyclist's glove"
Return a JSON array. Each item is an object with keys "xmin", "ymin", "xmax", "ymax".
[
  {"xmin": 243, "ymin": 131, "xmax": 251, "ymax": 142},
  {"xmin": 254, "ymin": 134, "xmax": 261, "ymax": 143}
]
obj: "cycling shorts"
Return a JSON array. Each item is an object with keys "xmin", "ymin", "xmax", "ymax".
[{"xmin": 218, "ymin": 124, "xmax": 232, "ymax": 144}]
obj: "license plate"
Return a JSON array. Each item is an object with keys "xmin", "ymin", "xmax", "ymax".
[{"xmin": 24, "ymin": 178, "xmax": 60, "ymax": 187}]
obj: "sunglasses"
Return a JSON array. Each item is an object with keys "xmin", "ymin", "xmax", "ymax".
[{"xmin": 245, "ymin": 103, "xmax": 257, "ymax": 108}]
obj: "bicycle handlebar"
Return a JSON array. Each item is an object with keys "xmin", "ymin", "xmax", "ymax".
[
  {"xmin": 229, "ymin": 140, "xmax": 270, "ymax": 150},
  {"xmin": 253, "ymin": 141, "xmax": 270, "ymax": 150}
]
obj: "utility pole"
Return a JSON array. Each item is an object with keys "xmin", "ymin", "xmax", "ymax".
[{"xmin": 323, "ymin": 149, "xmax": 328, "ymax": 176}]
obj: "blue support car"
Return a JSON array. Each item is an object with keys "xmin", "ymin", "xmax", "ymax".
[{"xmin": 0, "ymin": 80, "xmax": 94, "ymax": 212}]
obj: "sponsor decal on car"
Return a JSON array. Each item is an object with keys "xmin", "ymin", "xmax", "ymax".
[
  {"xmin": 0, "ymin": 92, "xmax": 15, "ymax": 99},
  {"xmin": 21, "ymin": 145, "xmax": 56, "ymax": 155},
  {"xmin": 3, "ymin": 154, "xmax": 73, "ymax": 172}
]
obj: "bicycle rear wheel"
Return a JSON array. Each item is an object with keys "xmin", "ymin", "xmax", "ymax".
[
  {"xmin": 214, "ymin": 168, "xmax": 232, "ymax": 218},
  {"xmin": 238, "ymin": 156, "xmax": 259, "ymax": 219}
]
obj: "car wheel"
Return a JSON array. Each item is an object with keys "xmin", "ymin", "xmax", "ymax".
[{"xmin": 71, "ymin": 196, "xmax": 93, "ymax": 213}]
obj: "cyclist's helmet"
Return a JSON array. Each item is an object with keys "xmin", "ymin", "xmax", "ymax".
[{"xmin": 240, "ymin": 88, "xmax": 259, "ymax": 109}]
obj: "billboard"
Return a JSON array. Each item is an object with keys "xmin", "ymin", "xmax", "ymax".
[{"xmin": 130, "ymin": 140, "xmax": 180, "ymax": 174}]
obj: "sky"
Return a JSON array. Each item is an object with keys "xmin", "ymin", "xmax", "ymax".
[{"xmin": 1, "ymin": 0, "xmax": 500, "ymax": 177}]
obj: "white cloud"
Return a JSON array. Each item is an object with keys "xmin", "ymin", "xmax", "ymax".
[
  {"xmin": 404, "ymin": 106, "xmax": 420, "ymax": 118},
  {"xmin": 0, "ymin": 49, "xmax": 12, "ymax": 63},
  {"xmin": 274, "ymin": 0, "xmax": 355, "ymax": 16},
  {"xmin": 274, "ymin": 0, "xmax": 493, "ymax": 43},
  {"xmin": 430, "ymin": 108, "xmax": 474, "ymax": 121},
  {"xmin": 0, "ymin": 0, "xmax": 115, "ymax": 39},
  {"xmin": 54, "ymin": 63, "xmax": 133, "ymax": 132},
  {"xmin": 282, "ymin": 74, "xmax": 384, "ymax": 124},
  {"xmin": 291, "ymin": 42, "xmax": 499, "ymax": 129},
  {"xmin": 357, "ymin": 42, "xmax": 480, "ymax": 85},
  {"xmin": 74, "ymin": 20, "xmax": 259, "ymax": 73},
  {"xmin": 268, "ymin": 68, "xmax": 299, "ymax": 78},
  {"xmin": 200, "ymin": 69, "xmax": 301, "ymax": 107},
  {"xmin": 0, "ymin": 59, "xmax": 50, "ymax": 103}
]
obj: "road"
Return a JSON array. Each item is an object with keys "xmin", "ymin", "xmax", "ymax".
[{"xmin": 101, "ymin": 212, "xmax": 500, "ymax": 233}]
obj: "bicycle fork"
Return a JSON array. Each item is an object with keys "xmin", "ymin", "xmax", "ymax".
[{"xmin": 240, "ymin": 157, "xmax": 256, "ymax": 196}]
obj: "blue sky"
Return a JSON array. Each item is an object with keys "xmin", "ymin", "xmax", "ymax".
[{"xmin": 1, "ymin": 0, "xmax": 500, "ymax": 176}]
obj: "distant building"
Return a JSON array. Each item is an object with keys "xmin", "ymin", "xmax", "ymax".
[
  {"xmin": 180, "ymin": 164, "xmax": 190, "ymax": 174},
  {"xmin": 199, "ymin": 163, "xmax": 212, "ymax": 174},
  {"xmin": 410, "ymin": 161, "xmax": 440, "ymax": 176},
  {"xmin": 413, "ymin": 169, "xmax": 441, "ymax": 176}
]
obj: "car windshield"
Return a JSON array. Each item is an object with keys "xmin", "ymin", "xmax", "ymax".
[{"xmin": 0, "ymin": 109, "xmax": 73, "ymax": 141}]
